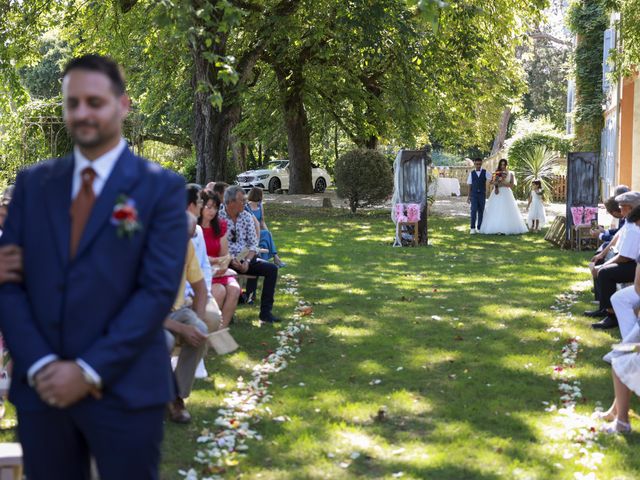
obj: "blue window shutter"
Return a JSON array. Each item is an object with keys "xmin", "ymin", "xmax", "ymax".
[{"xmin": 603, "ymin": 28, "xmax": 613, "ymax": 92}]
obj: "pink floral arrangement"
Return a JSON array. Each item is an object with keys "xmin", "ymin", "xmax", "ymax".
[
  {"xmin": 570, "ymin": 206, "xmax": 584, "ymax": 226},
  {"xmin": 570, "ymin": 206, "xmax": 598, "ymax": 226},
  {"xmin": 406, "ymin": 203, "xmax": 421, "ymax": 222},
  {"xmin": 394, "ymin": 203, "xmax": 408, "ymax": 222}
]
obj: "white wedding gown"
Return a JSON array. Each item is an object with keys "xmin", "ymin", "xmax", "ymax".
[{"xmin": 479, "ymin": 172, "xmax": 528, "ymax": 235}]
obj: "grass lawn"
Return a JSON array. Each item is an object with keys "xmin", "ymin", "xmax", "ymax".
[{"xmin": 2, "ymin": 204, "xmax": 640, "ymax": 479}]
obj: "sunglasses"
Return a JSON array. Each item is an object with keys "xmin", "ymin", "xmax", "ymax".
[{"xmin": 230, "ymin": 228, "xmax": 237, "ymax": 243}]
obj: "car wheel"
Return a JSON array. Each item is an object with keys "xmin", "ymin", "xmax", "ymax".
[
  {"xmin": 268, "ymin": 177, "xmax": 281, "ymax": 193},
  {"xmin": 314, "ymin": 177, "xmax": 327, "ymax": 193}
]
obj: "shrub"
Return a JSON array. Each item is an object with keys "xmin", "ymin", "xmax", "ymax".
[
  {"xmin": 335, "ymin": 149, "xmax": 393, "ymax": 213},
  {"xmin": 508, "ymin": 132, "xmax": 571, "ymax": 172}
]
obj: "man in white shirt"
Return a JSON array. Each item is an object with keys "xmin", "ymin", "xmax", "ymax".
[
  {"xmin": 590, "ymin": 192, "xmax": 640, "ymax": 329},
  {"xmin": 185, "ymin": 183, "xmax": 221, "ymax": 333}
]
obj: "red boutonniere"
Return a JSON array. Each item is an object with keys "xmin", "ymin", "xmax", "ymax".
[{"xmin": 111, "ymin": 195, "xmax": 142, "ymax": 238}]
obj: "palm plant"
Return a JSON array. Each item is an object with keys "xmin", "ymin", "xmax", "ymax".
[{"xmin": 520, "ymin": 145, "xmax": 559, "ymax": 201}]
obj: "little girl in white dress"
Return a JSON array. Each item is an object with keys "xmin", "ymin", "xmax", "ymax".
[{"xmin": 527, "ymin": 180, "xmax": 547, "ymax": 231}]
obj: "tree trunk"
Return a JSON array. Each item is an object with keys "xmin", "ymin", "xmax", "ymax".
[
  {"xmin": 365, "ymin": 136, "xmax": 378, "ymax": 149},
  {"xmin": 490, "ymin": 107, "xmax": 511, "ymax": 156},
  {"xmin": 334, "ymin": 125, "xmax": 339, "ymax": 165},
  {"xmin": 275, "ymin": 64, "xmax": 313, "ymax": 194}
]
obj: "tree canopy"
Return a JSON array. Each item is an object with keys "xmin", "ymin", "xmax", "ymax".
[{"xmin": 1, "ymin": 0, "xmax": 549, "ymax": 187}]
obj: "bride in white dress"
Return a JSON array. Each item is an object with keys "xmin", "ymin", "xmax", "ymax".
[{"xmin": 479, "ymin": 159, "xmax": 528, "ymax": 235}]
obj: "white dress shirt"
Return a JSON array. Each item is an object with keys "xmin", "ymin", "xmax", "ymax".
[
  {"xmin": 71, "ymin": 138, "xmax": 127, "ymax": 199},
  {"xmin": 617, "ymin": 222, "xmax": 640, "ymax": 260},
  {"xmin": 28, "ymin": 138, "xmax": 128, "ymax": 389}
]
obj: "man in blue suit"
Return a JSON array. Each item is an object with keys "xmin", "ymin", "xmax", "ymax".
[
  {"xmin": 466, "ymin": 157, "xmax": 489, "ymax": 234},
  {"xmin": 0, "ymin": 55, "xmax": 187, "ymax": 479}
]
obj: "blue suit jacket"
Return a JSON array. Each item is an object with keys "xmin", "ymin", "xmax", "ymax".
[{"xmin": 0, "ymin": 148, "xmax": 187, "ymax": 411}]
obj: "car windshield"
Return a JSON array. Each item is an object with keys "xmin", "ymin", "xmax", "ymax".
[{"xmin": 266, "ymin": 160, "xmax": 289, "ymax": 170}]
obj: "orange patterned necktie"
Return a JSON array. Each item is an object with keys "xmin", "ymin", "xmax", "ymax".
[{"xmin": 70, "ymin": 167, "xmax": 97, "ymax": 258}]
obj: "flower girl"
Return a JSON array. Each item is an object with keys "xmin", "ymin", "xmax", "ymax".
[{"xmin": 527, "ymin": 179, "xmax": 547, "ymax": 231}]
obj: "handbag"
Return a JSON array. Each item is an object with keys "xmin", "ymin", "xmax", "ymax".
[{"xmin": 207, "ymin": 328, "xmax": 239, "ymax": 355}]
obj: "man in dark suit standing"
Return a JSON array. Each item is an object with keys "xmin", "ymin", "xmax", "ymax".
[
  {"xmin": 0, "ymin": 55, "xmax": 187, "ymax": 479},
  {"xmin": 466, "ymin": 157, "xmax": 489, "ymax": 234}
]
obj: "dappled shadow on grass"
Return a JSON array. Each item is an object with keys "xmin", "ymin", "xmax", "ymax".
[
  {"xmin": 210, "ymin": 212, "xmax": 595, "ymax": 479},
  {"xmin": 162, "ymin": 208, "xmax": 638, "ymax": 479}
]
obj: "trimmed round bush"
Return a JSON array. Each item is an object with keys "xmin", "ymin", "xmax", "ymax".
[{"xmin": 335, "ymin": 149, "xmax": 393, "ymax": 213}]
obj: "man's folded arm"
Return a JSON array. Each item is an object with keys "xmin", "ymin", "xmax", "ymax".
[{"xmin": 79, "ymin": 174, "xmax": 187, "ymax": 387}]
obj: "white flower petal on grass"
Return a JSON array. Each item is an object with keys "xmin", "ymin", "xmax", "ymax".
[{"xmin": 431, "ymin": 315, "xmax": 442, "ymax": 321}]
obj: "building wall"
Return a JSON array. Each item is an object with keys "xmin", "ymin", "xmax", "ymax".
[
  {"xmin": 618, "ymin": 78, "xmax": 635, "ymax": 188},
  {"xmin": 633, "ymin": 76, "xmax": 640, "ymax": 190}
]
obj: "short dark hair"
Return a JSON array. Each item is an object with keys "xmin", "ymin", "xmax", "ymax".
[
  {"xmin": 473, "ymin": 158, "xmax": 483, "ymax": 163},
  {"xmin": 63, "ymin": 54, "xmax": 126, "ymax": 96},
  {"xmin": 186, "ymin": 183, "xmax": 202, "ymax": 207},
  {"xmin": 213, "ymin": 182, "xmax": 228, "ymax": 194},
  {"xmin": 247, "ymin": 187, "xmax": 263, "ymax": 202},
  {"xmin": 627, "ymin": 203, "xmax": 640, "ymax": 223},
  {"xmin": 604, "ymin": 196, "xmax": 621, "ymax": 215}
]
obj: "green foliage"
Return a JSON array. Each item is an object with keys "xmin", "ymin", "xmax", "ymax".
[
  {"xmin": 509, "ymin": 132, "xmax": 571, "ymax": 169},
  {"xmin": 613, "ymin": 1, "xmax": 640, "ymax": 77},
  {"xmin": 519, "ymin": 145, "xmax": 559, "ymax": 200},
  {"xmin": 0, "ymin": 99, "xmax": 72, "ymax": 184},
  {"xmin": 334, "ymin": 149, "xmax": 393, "ymax": 213},
  {"xmin": 521, "ymin": 39, "xmax": 569, "ymax": 130},
  {"xmin": 431, "ymin": 149, "xmax": 464, "ymax": 166},
  {"xmin": 567, "ymin": 0, "xmax": 608, "ymax": 151}
]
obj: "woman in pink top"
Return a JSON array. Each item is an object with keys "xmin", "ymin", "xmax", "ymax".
[{"xmin": 199, "ymin": 191, "xmax": 240, "ymax": 328}]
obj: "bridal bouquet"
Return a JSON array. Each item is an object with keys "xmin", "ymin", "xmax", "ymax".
[{"xmin": 492, "ymin": 171, "xmax": 507, "ymax": 195}]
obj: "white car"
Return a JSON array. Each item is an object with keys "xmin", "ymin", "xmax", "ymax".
[{"xmin": 236, "ymin": 160, "xmax": 332, "ymax": 193}]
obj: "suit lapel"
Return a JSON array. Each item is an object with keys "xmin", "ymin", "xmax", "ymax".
[
  {"xmin": 44, "ymin": 156, "xmax": 74, "ymax": 266},
  {"xmin": 74, "ymin": 148, "xmax": 141, "ymax": 260}
]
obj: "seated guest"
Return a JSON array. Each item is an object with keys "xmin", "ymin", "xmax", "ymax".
[
  {"xmin": 597, "ymin": 344, "xmax": 640, "ymax": 433},
  {"xmin": 245, "ymin": 187, "xmax": 286, "ymax": 267},
  {"xmin": 220, "ymin": 186, "xmax": 280, "ymax": 323},
  {"xmin": 212, "ymin": 182, "xmax": 229, "ymax": 203},
  {"xmin": 186, "ymin": 184, "xmax": 222, "ymax": 379},
  {"xmin": 164, "ymin": 213, "xmax": 209, "ymax": 423},
  {"xmin": 185, "ymin": 184, "xmax": 221, "ymax": 333},
  {"xmin": 593, "ymin": 196, "xmax": 626, "ymax": 246},
  {"xmin": 610, "ymin": 205, "xmax": 640, "ymax": 338},
  {"xmin": 587, "ymin": 192, "xmax": 640, "ymax": 329},
  {"xmin": 199, "ymin": 191, "xmax": 240, "ymax": 328}
]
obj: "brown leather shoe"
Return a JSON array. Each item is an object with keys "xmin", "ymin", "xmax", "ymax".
[{"xmin": 168, "ymin": 397, "xmax": 191, "ymax": 424}]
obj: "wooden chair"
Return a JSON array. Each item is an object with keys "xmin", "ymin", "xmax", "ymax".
[
  {"xmin": 0, "ymin": 443, "xmax": 22, "ymax": 480},
  {"xmin": 398, "ymin": 222, "xmax": 419, "ymax": 246}
]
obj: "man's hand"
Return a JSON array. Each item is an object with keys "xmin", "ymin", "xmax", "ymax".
[
  {"xmin": 180, "ymin": 324, "xmax": 208, "ymax": 348},
  {"xmin": 0, "ymin": 245, "xmax": 22, "ymax": 283},
  {"xmin": 230, "ymin": 259, "xmax": 249, "ymax": 274},
  {"xmin": 466, "ymin": 197, "xmax": 471, "ymax": 205},
  {"xmin": 34, "ymin": 361, "xmax": 100, "ymax": 408}
]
